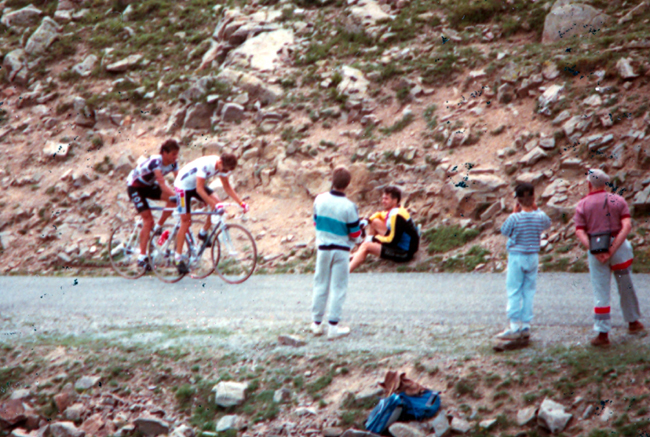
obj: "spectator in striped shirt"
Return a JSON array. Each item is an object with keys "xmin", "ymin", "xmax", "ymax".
[
  {"xmin": 497, "ymin": 182, "xmax": 551, "ymax": 340},
  {"xmin": 311, "ymin": 167, "xmax": 362, "ymax": 340}
]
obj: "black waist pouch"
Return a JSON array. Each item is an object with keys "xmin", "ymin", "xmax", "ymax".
[{"xmin": 589, "ymin": 232, "xmax": 611, "ymax": 254}]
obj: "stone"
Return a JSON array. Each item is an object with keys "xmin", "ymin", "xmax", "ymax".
[
  {"xmin": 538, "ymin": 84, "xmax": 564, "ymax": 111},
  {"xmin": 277, "ymin": 335, "xmax": 306, "ymax": 347},
  {"xmin": 542, "ymin": 61, "xmax": 560, "ymax": 80},
  {"xmin": 340, "ymin": 431, "xmax": 380, "ymax": 437},
  {"xmin": 599, "ymin": 406, "xmax": 614, "ymax": 422},
  {"xmin": 349, "ymin": 0, "xmax": 392, "ymax": 26},
  {"xmin": 323, "ymin": 427, "xmax": 344, "ymax": 437},
  {"xmin": 9, "ymin": 390, "xmax": 31, "ymax": 401},
  {"xmin": 537, "ymin": 398, "xmax": 572, "ymax": 434},
  {"xmin": 106, "ymin": 54, "xmax": 143, "ymax": 73},
  {"xmin": 450, "ymin": 417, "xmax": 470, "ymax": 434},
  {"xmin": 387, "ymin": 422, "xmax": 425, "ymax": 437},
  {"xmin": 25, "ymin": 17, "xmax": 62, "ymax": 55},
  {"xmin": 516, "ymin": 172, "xmax": 545, "ymax": 185},
  {"xmin": 0, "ymin": 399, "xmax": 26, "ymax": 427},
  {"xmin": 618, "ymin": 2, "xmax": 649, "ymax": 25},
  {"xmin": 215, "ymin": 415, "xmax": 238, "ymax": 432},
  {"xmin": 54, "ymin": 384, "xmax": 76, "ymax": 412},
  {"xmin": 217, "ymin": 68, "xmax": 283, "ymax": 105},
  {"xmin": 497, "ymin": 83, "xmax": 515, "ymax": 104},
  {"xmin": 552, "ymin": 110, "xmax": 571, "ymax": 125},
  {"xmin": 1, "ymin": 5, "xmax": 42, "ymax": 28},
  {"xmin": 49, "ymin": 422, "xmax": 85, "ymax": 437},
  {"xmin": 226, "ymin": 28, "xmax": 294, "ymax": 71},
  {"xmin": 3, "ymin": 49, "xmax": 26, "ymax": 82},
  {"xmin": 273, "ymin": 388, "xmax": 291, "ymax": 404},
  {"xmin": 430, "ymin": 411, "xmax": 450, "ymax": 437},
  {"xmin": 539, "ymin": 137, "xmax": 556, "ymax": 150},
  {"xmin": 221, "ymin": 103, "xmax": 245, "ymax": 123},
  {"xmin": 213, "ymin": 381, "xmax": 248, "ymax": 407},
  {"xmin": 74, "ymin": 376, "xmax": 100, "ymax": 390},
  {"xmin": 80, "ymin": 413, "xmax": 106, "ymax": 436},
  {"xmin": 64, "ymin": 404, "xmax": 85, "ymax": 422},
  {"xmin": 166, "ymin": 107, "xmax": 186, "ymax": 134},
  {"xmin": 479, "ymin": 419, "xmax": 496, "ymax": 430},
  {"xmin": 562, "ymin": 116, "xmax": 582, "ymax": 137},
  {"xmin": 582, "ymin": 405, "xmax": 594, "ymax": 420},
  {"xmin": 583, "ymin": 94, "xmax": 602, "ymax": 107},
  {"xmin": 519, "ymin": 147, "xmax": 548, "ymax": 166},
  {"xmin": 480, "ymin": 201, "xmax": 503, "ymax": 221},
  {"xmin": 43, "ymin": 141, "xmax": 70, "ymax": 159},
  {"xmin": 72, "ymin": 55, "xmax": 98, "ymax": 77},
  {"xmin": 616, "ymin": 57, "xmax": 638, "ymax": 80},
  {"xmin": 337, "ymin": 66, "xmax": 370, "ymax": 97},
  {"xmin": 134, "ymin": 417, "xmax": 170, "ymax": 437},
  {"xmin": 517, "ymin": 407, "xmax": 537, "ymax": 426},
  {"xmin": 184, "ymin": 103, "xmax": 213, "ymax": 130},
  {"xmin": 170, "ymin": 425, "xmax": 195, "ymax": 437},
  {"xmin": 542, "ymin": 2, "xmax": 609, "ymax": 43}
]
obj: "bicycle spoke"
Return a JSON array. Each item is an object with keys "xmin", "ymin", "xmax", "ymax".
[
  {"xmin": 213, "ymin": 224, "xmax": 257, "ymax": 284},
  {"xmin": 109, "ymin": 226, "xmax": 145, "ymax": 279},
  {"xmin": 149, "ymin": 225, "xmax": 185, "ymax": 283}
]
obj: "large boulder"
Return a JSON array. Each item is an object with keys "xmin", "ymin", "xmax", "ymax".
[
  {"xmin": 183, "ymin": 103, "xmax": 213, "ymax": 130},
  {"xmin": 1, "ymin": 5, "xmax": 42, "ymax": 27},
  {"xmin": 25, "ymin": 17, "xmax": 62, "ymax": 55},
  {"xmin": 3, "ymin": 49, "xmax": 27, "ymax": 82},
  {"xmin": 542, "ymin": 1, "xmax": 610, "ymax": 43},
  {"xmin": 216, "ymin": 68, "xmax": 282, "ymax": 105},
  {"xmin": 225, "ymin": 28, "xmax": 294, "ymax": 72}
]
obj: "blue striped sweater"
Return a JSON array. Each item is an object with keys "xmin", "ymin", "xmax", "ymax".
[
  {"xmin": 501, "ymin": 210, "xmax": 551, "ymax": 254},
  {"xmin": 314, "ymin": 191, "xmax": 361, "ymax": 251}
]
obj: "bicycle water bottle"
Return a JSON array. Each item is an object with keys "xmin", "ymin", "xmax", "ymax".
[{"xmin": 157, "ymin": 230, "xmax": 170, "ymax": 246}]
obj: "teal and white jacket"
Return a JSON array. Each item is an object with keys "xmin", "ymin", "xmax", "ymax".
[{"xmin": 313, "ymin": 191, "xmax": 361, "ymax": 251}]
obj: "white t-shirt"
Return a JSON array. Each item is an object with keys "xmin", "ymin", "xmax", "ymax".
[{"xmin": 174, "ymin": 156, "xmax": 229, "ymax": 190}]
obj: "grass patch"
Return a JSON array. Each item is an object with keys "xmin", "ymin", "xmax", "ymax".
[
  {"xmin": 379, "ymin": 112, "xmax": 414, "ymax": 135},
  {"xmin": 423, "ymin": 226, "xmax": 480, "ymax": 254},
  {"xmin": 441, "ymin": 245, "xmax": 490, "ymax": 272}
]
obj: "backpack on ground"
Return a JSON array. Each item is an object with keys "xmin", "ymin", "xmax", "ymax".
[
  {"xmin": 365, "ymin": 390, "xmax": 440, "ymax": 434},
  {"xmin": 364, "ymin": 393, "xmax": 403, "ymax": 434}
]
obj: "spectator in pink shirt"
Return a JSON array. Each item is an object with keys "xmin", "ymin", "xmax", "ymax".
[{"xmin": 574, "ymin": 169, "xmax": 644, "ymax": 348}]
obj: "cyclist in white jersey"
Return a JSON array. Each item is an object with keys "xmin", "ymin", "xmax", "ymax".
[
  {"xmin": 172, "ymin": 153, "xmax": 249, "ymax": 274},
  {"xmin": 126, "ymin": 139, "xmax": 180, "ymax": 269}
]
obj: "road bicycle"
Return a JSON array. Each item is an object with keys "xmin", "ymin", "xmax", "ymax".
[
  {"xmin": 108, "ymin": 202, "xmax": 176, "ymax": 279},
  {"xmin": 148, "ymin": 203, "xmax": 257, "ymax": 284}
]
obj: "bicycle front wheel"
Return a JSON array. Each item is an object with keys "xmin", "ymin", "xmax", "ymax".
[
  {"xmin": 212, "ymin": 224, "xmax": 257, "ymax": 284},
  {"xmin": 109, "ymin": 225, "xmax": 146, "ymax": 279},
  {"xmin": 149, "ymin": 225, "xmax": 185, "ymax": 283}
]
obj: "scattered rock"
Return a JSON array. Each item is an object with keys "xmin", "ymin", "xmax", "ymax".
[
  {"xmin": 226, "ymin": 28, "xmax": 294, "ymax": 71},
  {"xmin": 479, "ymin": 419, "xmax": 496, "ymax": 430},
  {"xmin": 49, "ymin": 422, "xmax": 85, "ymax": 437},
  {"xmin": 537, "ymin": 398, "xmax": 572, "ymax": 434},
  {"xmin": 349, "ymin": 0, "xmax": 392, "ymax": 26},
  {"xmin": 0, "ymin": 399, "xmax": 26, "ymax": 428},
  {"xmin": 43, "ymin": 142, "xmax": 70, "ymax": 160},
  {"xmin": 387, "ymin": 422, "xmax": 425, "ymax": 437},
  {"xmin": 9, "ymin": 390, "xmax": 31, "ymax": 401},
  {"xmin": 1, "ymin": 5, "xmax": 42, "ymax": 27},
  {"xmin": 277, "ymin": 335, "xmax": 306, "ymax": 347},
  {"xmin": 221, "ymin": 103, "xmax": 245, "ymax": 123},
  {"xmin": 517, "ymin": 407, "xmax": 537, "ymax": 426},
  {"xmin": 134, "ymin": 417, "xmax": 170, "ymax": 437},
  {"xmin": 106, "ymin": 54, "xmax": 143, "ymax": 73},
  {"xmin": 184, "ymin": 103, "xmax": 214, "ymax": 129},
  {"xmin": 519, "ymin": 147, "xmax": 548, "ymax": 166},
  {"xmin": 340, "ymin": 431, "xmax": 380, "ymax": 437},
  {"xmin": 72, "ymin": 55, "xmax": 98, "ymax": 77},
  {"xmin": 3, "ymin": 49, "xmax": 27, "ymax": 83},
  {"xmin": 599, "ymin": 406, "xmax": 614, "ymax": 422},
  {"xmin": 166, "ymin": 107, "xmax": 187, "ymax": 134},
  {"xmin": 25, "ymin": 17, "xmax": 62, "ymax": 55},
  {"xmin": 429, "ymin": 411, "xmax": 450, "ymax": 437},
  {"xmin": 542, "ymin": 1, "xmax": 609, "ymax": 43},
  {"xmin": 74, "ymin": 376, "xmax": 100, "ymax": 390},
  {"xmin": 273, "ymin": 388, "xmax": 292, "ymax": 404},
  {"xmin": 323, "ymin": 427, "xmax": 344, "ymax": 437},
  {"xmin": 215, "ymin": 415, "xmax": 238, "ymax": 432},
  {"xmin": 616, "ymin": 57, "xmax": 638, "ymax": 80},
  {"xmin": 450, "ymin": 417, "xmax": 470, "ymax": 434},
  {"xmin": 64, "ymin": 404, "xmax": 85, "ymax": 422},
  {"xmin": 213, "ymin": 381, "xmax": 248, "ymax": 407}
]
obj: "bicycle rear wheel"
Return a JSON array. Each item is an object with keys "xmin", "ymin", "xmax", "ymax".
[
  {"xmin": 189, "ymin": 221, "xmax": 216, "ymax": 280},
  {"xmin": 149, "ymin": 225, "xmax": 185, "ymax": 283},
  {"xmin": 212, "ymin": 224, "xmax": 257, "ymax": 284},
  {"xmin": 109, "ymin": 225, "xmax": 146, "ymax": 279}
]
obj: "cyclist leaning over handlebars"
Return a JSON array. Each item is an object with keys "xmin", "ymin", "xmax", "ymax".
[
  {"xmin": 126, "ymin": 139, "xmax": 180, "ymax": 270},
  {"xmin": 172, "ymin": 153, "xmax": 249, "ymax": 274}
]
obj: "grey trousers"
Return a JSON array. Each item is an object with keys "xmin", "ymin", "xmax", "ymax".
[
  {"xmin": 312, "ymin": 249, "xmax": 349, "ymax": 324},
  {"xmin": 588, "ymin": 240, "xmax": 642, "ymax": 333}
]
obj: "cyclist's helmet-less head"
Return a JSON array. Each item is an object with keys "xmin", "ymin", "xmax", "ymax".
[
  {"xmin": 220, "ymin": 153, "xmax": 238, "ymax": 174},
  {"xmin": 160, "ymin": 139, "xmax": 180, "ymax": 154}
]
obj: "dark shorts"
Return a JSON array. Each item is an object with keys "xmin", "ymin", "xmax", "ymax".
[
  {"xmin": 380, "ymin": 244, "xmax": 414, "ymax": 263},
  {"xmin": 175, "ymin": 186, "xmax": 214, "ymax": 214},
  {"xmin": 127, "ymin": 185, "xmax": 162, "ymax": 213}
]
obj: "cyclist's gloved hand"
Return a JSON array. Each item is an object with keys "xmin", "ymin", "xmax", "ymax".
[
  {"xmin": 240, "ymin": 202, "xmax": 249, "ymax": 213},
  {"xmin": 214, "ymin": 203, "xmax": 226, "ymax": 214}
]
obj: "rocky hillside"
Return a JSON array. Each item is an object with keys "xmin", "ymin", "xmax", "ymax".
[{"xmin": 1, "ymin": 0, "xmax": 650, "ymax": 275}]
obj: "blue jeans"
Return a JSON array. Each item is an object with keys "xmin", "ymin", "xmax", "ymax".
[{"xmin": 505, "ymin": 252, "xmax": 539, "ymax": 326}]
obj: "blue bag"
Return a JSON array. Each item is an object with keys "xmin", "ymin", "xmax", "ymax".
[
  {"xmin": 364, "ymin": 394, "xmax": 404, "ymax": 434},
  {"xmin": 399, "ymin": 390, "xmax": 441, "ymax": 421},
  {"xmin": 365, "ymin": 390, "xmax": 441, "ymax": 434}
]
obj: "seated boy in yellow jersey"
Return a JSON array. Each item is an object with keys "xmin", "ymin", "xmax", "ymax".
[{"xmin": 349, "ymin": 186, "xmax": 419, "ymax": 272}]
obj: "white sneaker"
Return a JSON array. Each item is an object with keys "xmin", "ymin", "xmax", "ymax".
[
  {"xmin": 311, "ymin": 322, "xmax": 324, "ymax": 336},
  {"xmin": 327, "ymin": 324, "xmax": 350, "ymax": 340},
  {"xmin": 496, "ymin": 328, "xmax": 522, "ymax": 340}
]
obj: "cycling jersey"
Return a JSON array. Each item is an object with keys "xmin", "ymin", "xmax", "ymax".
[
  {"xmin": 174, "ymin": 156, "xmax": 230, "ymax": 190},
  {"xmin": 370, "ymin": 207, "xmax": 419, "ymax": 255},
  {"xmin": 127, "ymin": 155, "xmax": 178, "ymax": 187}
]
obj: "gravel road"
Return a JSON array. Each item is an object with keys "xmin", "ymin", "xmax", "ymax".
[{"xmin": 1, "ymin": 273, "xmax": 649, "ymax": 354}]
